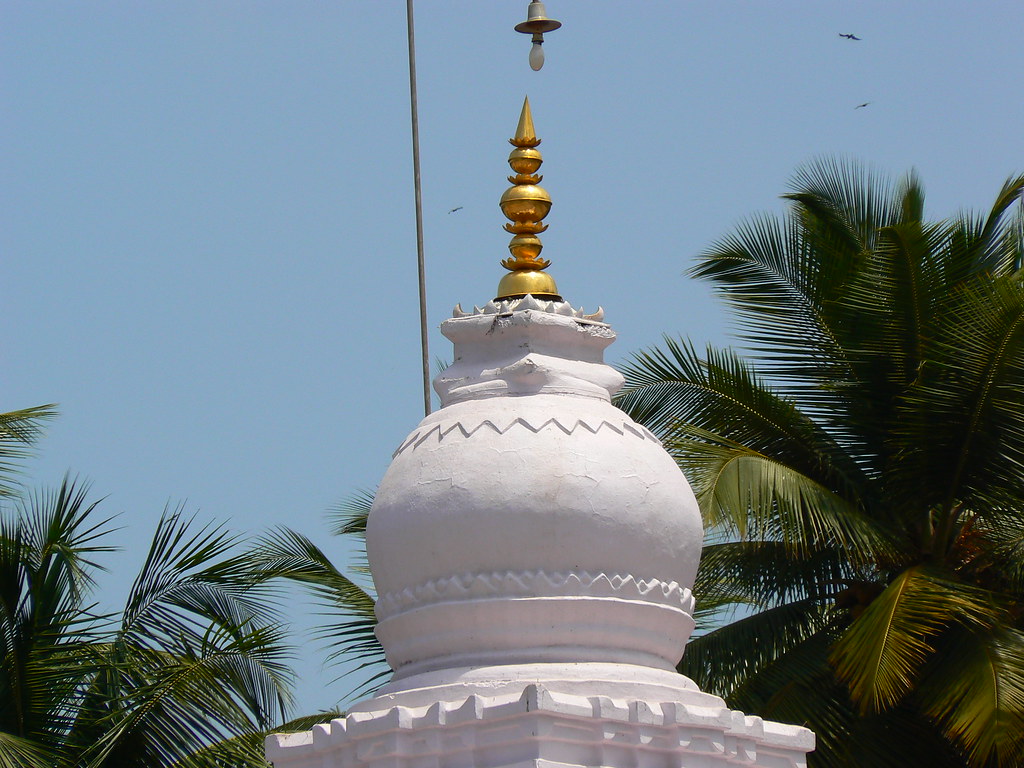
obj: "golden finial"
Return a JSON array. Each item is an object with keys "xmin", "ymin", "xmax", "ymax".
[{"xmin": 496, "ymin": 97, "xmax": 560, "ymax": 301}]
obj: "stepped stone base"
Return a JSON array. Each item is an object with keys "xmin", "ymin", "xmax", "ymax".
[{"xmin": 266, "ymin": 664, "xmax": 813, "ymax": 768}]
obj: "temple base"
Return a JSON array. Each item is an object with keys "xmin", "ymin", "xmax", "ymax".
[{"xmin": 266, "ymin": 664, "xmax": 814, "ymax": 768}]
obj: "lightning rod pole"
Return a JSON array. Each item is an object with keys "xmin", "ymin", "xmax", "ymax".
[{"xmin": 406, "ymin": 0, "xmax": 432, "ymax": 417}]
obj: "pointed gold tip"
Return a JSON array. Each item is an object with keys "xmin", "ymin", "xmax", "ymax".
[
  {"xmin": 514, "ymin": 96, "xmax": 536, "ymax": 143},
  {"xmin": 496, "ymin": 97, "xmax": 559, "ymax": 301}
]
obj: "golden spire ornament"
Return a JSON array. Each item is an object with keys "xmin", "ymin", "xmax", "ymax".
[{"xmin": 496, "ymin": 97, "xmax": 560, "ymax": 301}]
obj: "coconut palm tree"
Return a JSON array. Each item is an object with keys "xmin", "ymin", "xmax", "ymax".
[
  {"xmin": 0, "ymin": 476, "xmax": 297, "ymax": 768},
  {"xmin": 617, "ymin": 160, "xmax": 1024, "ymax": 767}
]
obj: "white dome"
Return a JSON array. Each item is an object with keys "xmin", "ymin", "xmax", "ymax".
[{"xmin": 366, "ymin": 298, "xmax": 703, "ymax": 678}]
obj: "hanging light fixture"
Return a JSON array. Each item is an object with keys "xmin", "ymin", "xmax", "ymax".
[{"xmin": 514, "ymin": 1, "xmax": 561, "ymax": 71}]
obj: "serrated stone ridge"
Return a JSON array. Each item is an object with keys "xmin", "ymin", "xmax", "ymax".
[
  {"xmin": 375, "ymin": 570, "xmax": 695, "ymax": 620},
  {"xmin": 393, "ymin": 416, "xmax": 659, "ymax": 457},
  {"xmin": 452, "ymin": 295, "xmax": 606, "ymax": 323}
]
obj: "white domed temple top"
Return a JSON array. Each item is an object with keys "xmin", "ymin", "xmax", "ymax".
[
  {"xmin": 369, "ymin": 293, "xmax": 704, "ymax": 678},
  {"xmin": 267, "ymin": 97, "xmax": 814, "ymax": 768}
]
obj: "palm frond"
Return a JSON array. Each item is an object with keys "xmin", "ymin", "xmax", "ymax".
[
  {"xmin": 676, "ymin": 432, "xmax": 888, "ymax": 563},
  {"xmin": 950, "ymin": 173, "xmax": 1024, "ymax": 277},
  {"xmin": 250, "ymin": 528, "xmax": 386, "ymax": 699},
  {"xmin": 174, "ymin": 710, "xmax": 343, "ymax": 768},
  {"xmin": 621, "ymin": 162, "xmax": 1024, "ymax": 766},
  {"xmin": 1, "ymin": 478, "xmax": 116, "ymax": 752},
  {"xmin": 120, "ymin": 507, "xmax": 281, "ymax": 649},
  {"xmin": 325, "ymin": 491, "xmax": 374, "ymax": 577},
  {"xmin": 618, "ymin": 339, "xmax": 871, "ymax": 501},
  {"xmin": 17, "ymin": 477, "xmax": 115, "ymax": 602},
  {"xmin": 83, "ymin": 622, "xmax": 293, "ymax": 768},
  {"xmin": 693, "ymin": 539, "xmax": 853, "ymax": 611},
  {"xmin": 787, "ymin": 157, "xmax": 901, "ymax": 251},
  {"xmin": 680, "ymin": 597, "xmax": 835, "ymax": 699},
  {"xmin": 690, "ymin": 212, "xmax": 858, "ymax": 395},
  {"xmin": 917, "ymin": 625, "xmax": 1024, "ymax": 767},
  {"xmin": 61, "ymin": 510, "xmax": 300, "ymax": 767},
  {"xmin": 966, "ymin": 509, "xmax": 1024, "ymax": 593},
  {"xmin": 252, "ymin": 528, "xmax": 374, "ymax": 617},
  {"xmin": 847, "ymin": 221, "xmax": 945, "ymax": 376},
  {"xmin": 0, "ymin": 732, "xmax": 58, "ymax": 768},
  {"xmin": 891, "ymin": 275, "xmax": 1024, "ymax": 521},
  {"xmin": 830, "ymin": 566, "xmax": 1006, "ymax": 714},
  {"xmin": 326, "ymin": 491, "xmax": 373, "ymax": 539},
  {"xmin": 0, "ymin": 407, "xmax": 58, "ymax": 497}
]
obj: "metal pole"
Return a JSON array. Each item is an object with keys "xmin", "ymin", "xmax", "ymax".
[{"xmin": 406, "ymin": 0, "xmax": 432, "ymax": 416}]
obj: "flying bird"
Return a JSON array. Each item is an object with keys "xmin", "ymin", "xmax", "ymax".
[
  {"xmin": 854, "ymin": 102, "xmax": 871, "ymax": 109},
  {"xmin": 448, "ymin": 206, "xmax": 463, "ymax": 214},
  {"xmin": 839, "ymin": 33, "xmax": 861, "ymax": 40}
]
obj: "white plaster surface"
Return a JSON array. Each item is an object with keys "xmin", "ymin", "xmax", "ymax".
[
  {"xmin": 367, "ymin": 305, "xmax": 703, "ymax": 677},
  {"xmin": 267, "ymin": 663, "xmax": 814, "ymax": 768},
  {"xmin": 268, "ymin": 298, "xmax": 814, "ymax": 767}
]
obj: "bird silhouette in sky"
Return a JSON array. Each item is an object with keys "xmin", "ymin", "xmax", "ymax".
[
  {"xmin": 855, "ymin": 102, "xmax": 872, "ymax": 109},
  {"xmin": 839, "ymin": 33, "xmax": 862, "ymax": 40},
  {"xmin": 448, "ymin": 206, "xmax": 463, "ymax": 214}
]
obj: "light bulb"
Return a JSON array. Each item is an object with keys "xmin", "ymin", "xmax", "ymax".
[{"xmin": 529, "ymin": 39, "xmax": 545, "ymax": 70}]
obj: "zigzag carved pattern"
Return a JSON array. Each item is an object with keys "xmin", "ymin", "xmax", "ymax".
[
  {"xmin": 394, "ymin": 417, "xmax": 658, "ymax": 457},
  {"xmin": 375, "ymin": 570, "xmax": 695, "ymax": 620}
]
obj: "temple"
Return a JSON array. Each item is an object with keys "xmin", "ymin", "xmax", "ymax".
[{"xmin": 267, "ymin": 98, "xmax": 814, "ymax": 768}]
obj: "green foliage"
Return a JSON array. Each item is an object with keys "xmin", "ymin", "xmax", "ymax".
[
  {"xmin": 0, "ymin": 407, "xmax": 57, "ymax": 498},
  {"xmin": 251, "ymin": 509, "xmax": 388, "ymax": 700},
  {"xmin": 0, "ymin": 475, "xmax": 296, "ymax": 768},
  {"xmin": 618, "ymin": 160, "xmax": 1024, "ymax": 767},
  {"xmin": 0, "ymin": 405, "xmax": 385, "ymax": 765}
]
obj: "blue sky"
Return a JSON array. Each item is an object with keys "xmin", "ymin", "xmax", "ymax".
[{"xmin": 4, "ymin": 1, "xmax": 1022, "ymax": 716}]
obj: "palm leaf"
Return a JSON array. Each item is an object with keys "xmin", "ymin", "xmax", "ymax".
[
  {"xmin": 680, "ymin": 597, "xmax": 835, "ymax": 699},
  {"xmin": 946, "ymin": 173, "xmax": 1024, "ymax": 278},
  {"xmin": 618, "ymin": 339, "xmax": 870, "ymax": 501},
  {"xmin": 325, "ymin": 490, "xmax": 374, "ymax": 576},
  {"xmin": 251, "ymin": 528, "xmax": 386, "ymax": 699},
  {"xmin": 176, "ymin": 710, "xmax": 343, "ymax": 768},
  {"xmin": 830, "ymin": 566, "xmax": 1006, "ymax": 714},
  {"xmin": 967, "ymin": 509, "xmax": 1024, "ymax": 593},
  {"xmin": 0, "ymin": 732, "xmax": 59, "ymax": 768},
  {"xmin": 891, "ymin": 275, "xmax": 1024, "ymax": 524},
  {"xmin": 120, "ymin": 508, "xmax": 283, "ymax": 649},
  {"xmin": 916, "ymin": 625, "xmax": 1024, "ymax": 767},
  {"xmin": 677, "ymin": 433, "xmax": 889, "ymax": 563},
  {"xmin": 622, "ymin": 161, "xmax": 1024, "ymax": 766},
  {"xmin": 82, "ymin": 623, "xmax": 293, "ymax": 768},
  {"xmin": 71, "ymin": 510, "xmax": 297, "ymax": 767},
  {"xmin": 690, "ymin": 212, "xmax": 857, "ymax": 396},
  {"xmin": 1, "ymin": 478, "xmax": 115, "ymax": 754},
  {"xmin": 0, "ymin": 407, "xmax": 57, "ymax": 497},
  {"xmin": 326, "ymin": 491, "xmax": 373, "ymax": 538},
  {"xmin": 787, "ymin": 157, "xmax": 901, "ymax": 252},
  {"xmin": 693, "ymin": 539, "xmax": 853, "ymax": 611}
]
